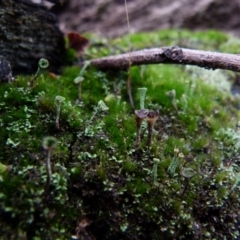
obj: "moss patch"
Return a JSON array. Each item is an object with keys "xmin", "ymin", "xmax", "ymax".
[{"xmin": 0, "ymin": 29, "xmax": 240, "ymax": 239}]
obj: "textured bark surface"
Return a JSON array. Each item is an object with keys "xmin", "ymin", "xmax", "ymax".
[
  {"xmin": 55, "ymin": 0, "xmax": 240, "ymax": 38},
  {"xmin": 0, "ymin": 0, "xmax": 65, "ymax": 74}
]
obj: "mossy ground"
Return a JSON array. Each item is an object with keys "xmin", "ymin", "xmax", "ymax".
[{"xmin": 0, "ymin": 29, "xmax": 240, "ymax": 239}]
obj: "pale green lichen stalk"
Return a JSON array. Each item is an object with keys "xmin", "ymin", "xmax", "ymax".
[
  {"xmin": 79, "ymin": 61, "xmax": 90, "ymax": 76},
  {"xmin": 134, "ymin": 109, "xmax": 149, "ymax": 147},
  {"xmin": 74, "ymin": 76, "xmax": 84, "ymax": 101},
  {"xmin": 166, "ymin": 89, "xmax": 178, "ymax": 113},
  {"xmin": 55, "ymin": 96, "xmax": 65, "ymax": 129},
  {"xmin": 30, "ymin": 58, "xmax": 49, "ymax": 88},
  {"xmin": 137, "ymin": 87, "xmax": 147, "ymax": 109},
  {"xmin": 73, "ymin": 61, "xmax": 90, "ymax": 102},
  {"xmin": 168, "ymin": 148, "xmax": 180, "ymax": 175},
  {"xmin": 152, "ymin": 158, "xmax": 160, "ymax": 185},
  {"xmin": 146, "ymin": 110, "xmax": 159, "ymax": 147},
  {"xmin": 42, "ymin": 136, "xmax": 58, "ymax": 189}
]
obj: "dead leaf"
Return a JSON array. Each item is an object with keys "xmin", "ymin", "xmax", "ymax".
[
  {"xmin": 48, "ymin": 72, "xmax": 60, "ymax": 79},
  {"xmin": 67, "ymin": 32, "xmax": 89, "ymax": 57}
]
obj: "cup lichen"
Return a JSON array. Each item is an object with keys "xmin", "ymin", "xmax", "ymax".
[
  {"xmin": 42, "ymin": 136, "xmax": 58, "ymax": 188},
  {"xmin": 137, "ymin": 87, "xmax": 147, "ymax": 110},
  {"xmin": 134, "ymin": 109, "xmax": 149, "ymax": 147},
  {"xmin": 74, "ymin": 76, "xmax": 84, "ymax": 101},
  {"xmin": 146, "ymin": 110, "xmax": 159, "ymax": 147},
  {"xmin": 30, "ymin": 58, "xmax": 49, "ymax": 88},
  {"xmin": 55, "ymin": 95, "xmax": 65, "ymax": 129}
]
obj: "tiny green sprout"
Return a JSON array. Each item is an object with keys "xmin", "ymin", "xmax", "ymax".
[
  {"xmin": 166, "ymin": 89, "xmax": 178, "ymax": 113},
  {"xmin": 137, "ymin": 87, "xmax": 147, "ymax": 110},
  {"xmin": 74, "ymin": 76, "xmax": 84, "ymax": 101},
  {"xmin": 30, "ymin": 58, "xmax": 49, "ymax": 88},
  {"xmin": 55, "ymin": 95, "xmax": 65, "ymax": 129},
  {"xmin": 146, "ymin": 110, "xmax": 159, "ymax": 147},
  {"xmin": 134, "ymin": 109, "xmax": 149, "ymax": 147},
  {"xmin": 42, "ymin": 136, "xmax": 58, "ymax": 188}
]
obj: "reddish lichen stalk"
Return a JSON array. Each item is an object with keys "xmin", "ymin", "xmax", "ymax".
[
  {"xmin": 134, "ymin": 109, "xmax": 149, "ymax": 147},
  {"xmin": 146, "ymin": 110, "xmax": 159, "ymax": 147}
]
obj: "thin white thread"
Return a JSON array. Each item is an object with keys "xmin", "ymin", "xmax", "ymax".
[{"xmin": 124, "ymin": 0, "xmax": 131, "ymax": 64}]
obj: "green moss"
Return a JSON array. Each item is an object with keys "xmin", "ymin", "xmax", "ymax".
[
  {"xmin": 122, "ymin": 159, "xmax": 137, "ymax": 173},
  {"xmin": 0, "ymin": 29, "xmax": 240, "ymax": 239}
]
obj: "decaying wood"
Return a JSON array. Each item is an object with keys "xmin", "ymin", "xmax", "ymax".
[
  {"xmin": 86, "ymin": 46, "xmax": 240, "ymax": 73},
  {"xmin": 0, "ymin": 0, "xmax": 65, "ymax": 74}
]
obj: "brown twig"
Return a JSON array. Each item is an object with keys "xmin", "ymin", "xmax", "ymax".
[{"xmin": 83, "ymin": 46, "xmax": 240, "ymax": 72}]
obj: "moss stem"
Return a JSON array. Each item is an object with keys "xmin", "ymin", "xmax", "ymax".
[
  {"xmin": 147, "ymin": 122, "xmax": 154, "ymax": 146},
  {"xmin": 78, "ymin": 82, "xmax": 82, "ymax": 100},
  {"xmin": 135, "ymin": 116, "xmax": 143, "ymax": 147},
  {"xmin": 56, "ymin": 103, "xmax": 61, "ymax": 129},
  {"xmin": 30, "ymin": 58, "xmax": 49, "ymax": 88},
  {"xmin": 46, "ymin": 150, "xmax": 52, "ymax": 188}
]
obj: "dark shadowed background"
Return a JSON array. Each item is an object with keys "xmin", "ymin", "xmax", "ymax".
[{"xmin": 53, "ymin": 0, "xmax": 240, "ymax": 37}]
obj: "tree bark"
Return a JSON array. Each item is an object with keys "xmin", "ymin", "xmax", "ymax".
[
  {"xmin": 0, "ymin": 0, "xmax": 65, "ymax": 74},
  {"xmin": 85, "ymin": 46, "xmax": 240, "ymax": 73}
]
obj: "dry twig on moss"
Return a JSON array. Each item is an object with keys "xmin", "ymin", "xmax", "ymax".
[{"xmin": 84, "ymin": 46, "xmax": 240, "ymax": 73}]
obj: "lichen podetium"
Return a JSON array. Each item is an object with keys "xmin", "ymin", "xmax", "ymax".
[{"xmin": 0, "ymin": 29, "xmax": 240, "ymax": 239}]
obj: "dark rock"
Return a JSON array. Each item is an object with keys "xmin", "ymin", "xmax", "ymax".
[
  {"xmin": 0, "ymin": 0, "xmax": 66, "ymax": 74},
  {"xmin": 0, "ymin": 59, "xmax": 13, "ymax": 83}
]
